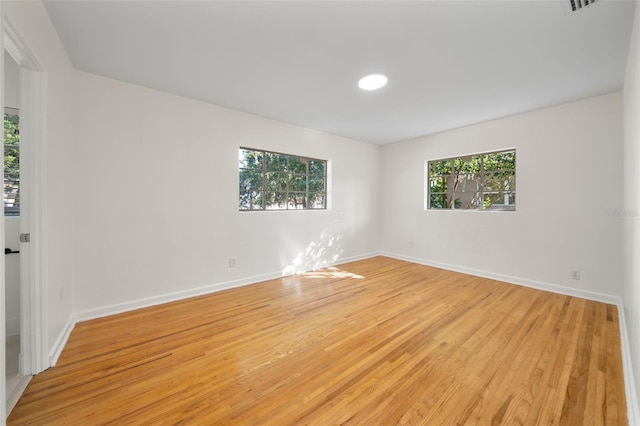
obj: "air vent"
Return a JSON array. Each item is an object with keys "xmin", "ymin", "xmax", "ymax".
[{"xmin": 568, "ymin": 0, "xmax": 598, "ymax": 12}]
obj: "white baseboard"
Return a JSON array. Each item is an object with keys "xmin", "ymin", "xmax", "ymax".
[
  {"xmin": 6, "ymin": 375, "xmax": 31, "ymax": 416},
  {"xmin": 49, "ymin": 253, "xmax": 380, "ymax": 368},
  {"xmin": 74, "ymin": 271, "xmax": 282, "ymax": 323},
  {"xmin": 617, "ymin": 306, "xmax": 639, "ymax": 426},
  {"xmin": 334, "ymin": 252, "xmax": 382, "ymax": 265},
  {"xmin": 74, "ymin": 252, "xmax": 381, "ymax": 324},
  {"xmin": 380, "ymin": 251, "xmax": 638, "ymax": 425},
  {"xmin": 380, "ymin": 252, "xmax": 619, "ymax": 304},
  {"xmin": 49, "ymin": 317, "xmax": 75, "ymax": 367}
]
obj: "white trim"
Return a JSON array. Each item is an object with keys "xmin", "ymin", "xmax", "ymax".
[
  {"xmin": 74, "ymin": 252, "xmax": 380, "ymax": 323},
  {"xmin": 1, "ymin": 3, "xmax": 7, "ymax": 419},
  {"xmin": 55, "ymin": 253, "xmax": 380, "ymax": 361},
  {"xmin": 3, "ymin": 16, "xmax": 49, "ymax": 381},
  {"xmin": 49, "ymin": 318, "xmax": 75, "ymax": 367},
  {"xmin": 19, "ymin": 67, "xmax": 48, "ymax": 376},
  {"xmin": 618, "ymin": 306, "xmax": 639, "ymax": 425},
  {"xmin": 334, "ymin": 252, "xmax": 380, "ymax": 265},
  {"xmin": 5, "ymin": 376, "xmax": 30, "ymax": 416},
  {"xmin": 3, "ymin": 21, "xmax": 42, "ymax": 72},
  {"xmin": 381, "ymin": 251, "xmax": 619, "ymax": 304},
  {"xmin": 75, "ymin": 271, "xmax": 284, "ymax": 322}
]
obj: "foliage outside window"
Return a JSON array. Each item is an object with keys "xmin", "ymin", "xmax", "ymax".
[
  {"xmin": 427, "ymin": 149, "xmax": 515, "ymax": 211},
  {"xmin": 239, "ymin": 148, "xmax": 327, "ymax": 211},
  {"xmin": 4, "ymin": 108, "xmax": 20, "ymax": 216}
]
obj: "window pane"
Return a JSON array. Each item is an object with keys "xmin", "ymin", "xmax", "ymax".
[
  {"xmin": 266, "ymin": 152, "xmax": 288, "ymax": 171},
  {"xmin": 484, "ymin": 151, "xmax": 515, "ymax": 171},
  {"xmin": 310, "ymin": 160, "xmax": 325, "ymax": 175},
  {"xmin": 288, "ymin": 192, "xmax": 307, "ymax": 209},
  {"xmin": 482, "ymin": 192, "xmax": 516, "ymax": 210},
  {"xmin": 429, "ymin": 160, "xmax": 451, "ymax": 175},
  {"xmin": 266, "ymin": 172, "xmax": 288, "ymax": 192},
  {"xmin": 455, "ymin": 174, "xmax": 481, "ymax": 193},
  {"xmin": 239, "ymin": 149, "xmax": 263, "ymax": 169},
  {"xmin": 239, "ymin": 192, "xmax": 251, "ymax": 210},
  {"xmin": 455, "ymin": 155, "xmax": 481, "ymax": 173},
  {"xmin": 308, "ymin": 192, "xmax": 325, "ymax": 209},
  {"xmin": 429, "ymin": 176, "xmax": 447, "ymax": 193},
  {"xmin": 239, "ymin": 170, "xmax": 262, "ymax": 192},
  {"xmin": 429, "ymin": 193, "xmax": 447, "ymax": 209},
  {"xmin": 4, "ymin": 109, "xmax": 20, "ymax": 216},
  {"xmin": 265, "ymin": 191, "xmax": 287, "ymax": 210},
  {"xmin": 288, "ymin": 156, "xmax": 307, "ymax": 174},
  {"xmin": 291, "ymin": 175, "xmax": 306, "ymax": 192},
  {"xmin": 309, "ymin": 175, "xmax": 325, "ymax": 192},
  {"xmin": 484, "ymin": 171, "xmax": 516, "ymax": 192},
  {"xmin": 239, "ymin": 190, "xmax": 264, "ymax": 210},
  {"xmin": 453, "ymin": 191, "xmax": 481, "ymax": 209}
]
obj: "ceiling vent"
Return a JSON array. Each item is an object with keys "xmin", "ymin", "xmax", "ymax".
[{"xmin": 567, "ymin": 0, "xmax": 598, "ymax": 13}]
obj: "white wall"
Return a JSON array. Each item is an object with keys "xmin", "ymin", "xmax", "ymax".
[
  {"xmin": 72, "ymin": 70, "xmax": 380, "ymax": 317},
  {"xmin": 381, "ymin": 92, "xmax": 624, "ymax": 301},
  {"xmin": 2, "ymin": 0, "xmax": 76, "ymax": 358},
  {"xmin": 623, "ymin": 0, "xmax": 640, "ymax": 420}
]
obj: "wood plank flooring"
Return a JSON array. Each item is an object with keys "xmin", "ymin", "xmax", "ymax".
[{"xmin": 8, "ymin": 256, "xmax": 627, "ymax": 425}]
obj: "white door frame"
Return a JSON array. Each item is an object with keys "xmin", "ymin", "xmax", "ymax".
[
  {"xmin": 1, "ymin": 1, "xmax": 5, "ymax": 418},
  {"xmin": 3, "ymin": 17, "xmax": 48, "ymax": 378}
]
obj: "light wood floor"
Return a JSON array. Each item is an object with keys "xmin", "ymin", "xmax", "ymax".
[{"xmin": 8, "ymin": 257, "xmax": 627, "ymax": 425}]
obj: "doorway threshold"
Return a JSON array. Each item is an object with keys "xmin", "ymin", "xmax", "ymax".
[{"xmin": 6, "ymin": 375, "xmax": 30, "ymax": 416}]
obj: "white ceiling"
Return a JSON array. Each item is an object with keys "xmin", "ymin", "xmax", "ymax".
[{"xmin": 43, "ymin": 0, "xmax": 635, "ymax": 145}]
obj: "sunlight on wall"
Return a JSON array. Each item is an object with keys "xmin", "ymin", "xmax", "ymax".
[{"xmin": 282, "ymin": 230, "xmax": 344, "ymax": 276}]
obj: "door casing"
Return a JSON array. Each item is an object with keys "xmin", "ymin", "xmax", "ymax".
[{"xmin": 2, "ymin": 16, "xmax": 48, "ymax": 416}]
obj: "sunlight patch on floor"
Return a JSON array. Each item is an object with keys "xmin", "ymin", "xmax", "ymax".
[{"xmin": 299, "ymin": 267, "xmax": 364, "ymax": 279}]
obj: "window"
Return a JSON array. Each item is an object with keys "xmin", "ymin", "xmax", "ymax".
[
  {"xmin": 426, "ymin": 149, "xmax": 515, "ymax": 211},
  {"xmin": 239, "ymin": 148, "xmax": 327, "ymax": 211},
  {"xmin": 4, "ymin": 107, "xmax": 20, "ymax": 216}
]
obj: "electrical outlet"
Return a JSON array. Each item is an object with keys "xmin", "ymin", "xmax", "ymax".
[
  {"xmin": 58, "ymin": 288, "xmax": 64, "ymax": 301},
  {"xmin": 229, "ymin": 258, "xmax": 237, "ymax": 268},
  {"xmin": 571, "ymin": 270, "xmax": 581, "ymax": 280},
  {"xmin": 409, "ymin": 241, "xmax": 415, "ymax": 249}
]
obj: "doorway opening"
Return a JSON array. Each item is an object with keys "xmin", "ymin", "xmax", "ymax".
[
  {"xmin": 3, "ymin": 47, "xmax": 28, "ymax": 415},
  {"xmin": 4, "ymin": 59, "xmax": 22, "ymax": 402}
]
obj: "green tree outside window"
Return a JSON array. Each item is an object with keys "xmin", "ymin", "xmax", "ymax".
[{"xmin": 4, "ymin": 109, "xmax": 20, "ymax": 216}]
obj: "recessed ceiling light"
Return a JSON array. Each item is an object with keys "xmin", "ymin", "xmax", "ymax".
[{"xmin": 358, "ymin": 74, "xmax": 387, "ymax": 91}]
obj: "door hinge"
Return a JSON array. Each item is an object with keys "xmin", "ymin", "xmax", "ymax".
[{"xmin": 20, "ymin": 233, "xmax": 30, "ymax": 243}]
